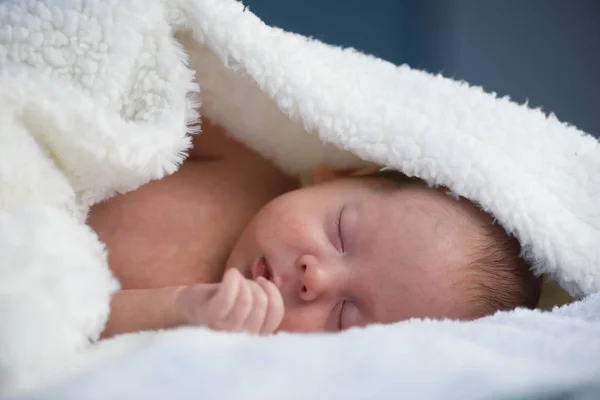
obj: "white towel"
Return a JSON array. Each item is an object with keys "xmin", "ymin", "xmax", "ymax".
[{"xmin": 0, "ymin": 0, "xmax": 599, "ymax": 396}]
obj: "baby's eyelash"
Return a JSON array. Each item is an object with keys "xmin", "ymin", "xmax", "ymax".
[{"xmin": 337, "ymin": 206, "xmax": 345, "ymax": 252}]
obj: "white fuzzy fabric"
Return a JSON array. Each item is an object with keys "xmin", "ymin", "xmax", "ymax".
[
  {"xmin": 18, "ymin": 295, "xmax": 600, "ymax": 400},
  {"xmin": 0, "ymin": 0, "xmax": 599, "ymax": 397}
]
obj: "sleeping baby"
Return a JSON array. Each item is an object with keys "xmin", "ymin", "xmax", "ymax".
[{"xmin": 90, "ymin": 120, "xmax": 541, "ymax": 337}]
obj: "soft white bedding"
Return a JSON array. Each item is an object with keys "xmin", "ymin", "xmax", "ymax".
[
  {"xmin": 1, "ymin": 0, "xmax": 599, "ymax": 398},
  {"xmin": 19, "ymin": 295, "xmax": 600, "ymax": 400}
]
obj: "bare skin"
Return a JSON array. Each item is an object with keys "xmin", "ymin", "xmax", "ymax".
[
  {"xmin": 89, "ymin": 122, "xmax": 299, "ymax": 289},
  {"xmin": 89, "ymin": 121, "xmax": 298, "ymax": 337},
  {"xmin": 90, "ymin": 120, "xmax": 490, "ymax": 338}
]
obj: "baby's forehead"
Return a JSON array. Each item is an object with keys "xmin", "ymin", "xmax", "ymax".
[
  {"xmin": 374, "ymin": 179, "xmax": 483, "ymax": 223},
  {"xmin": 373, "ymin": 181, "xmax": 491, "ymax": 268}
]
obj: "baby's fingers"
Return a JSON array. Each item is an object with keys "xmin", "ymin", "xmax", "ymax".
[
  {"xmin": 210, "ymin": 268, "xmax": 242, "ymax": 321},
  {"xmin": 221, "ymin": 276, "xmax": 254, "ymax": 331},
  {"xmin": 256, "ymin": 277, "xmax": 284, "ymax": 334},
  {"xmin": 241, "ymin": 281, "xmax": 269, "ymax": 334}
]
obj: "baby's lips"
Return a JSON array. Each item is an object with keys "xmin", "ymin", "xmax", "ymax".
[
  {"xmin": 252, "ymin": 257, "xmax": 266, "ymax": 280},
  {"xmin": 253, "ymin": 256, "xmax": 280, "ymax": 287}
]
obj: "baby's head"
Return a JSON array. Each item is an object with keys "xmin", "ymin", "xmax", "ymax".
[{"xmin": 226, "ymin": 168, "xmax": 541, "ymax": 332}]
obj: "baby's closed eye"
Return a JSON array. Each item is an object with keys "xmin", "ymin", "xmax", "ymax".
[{"xmin": 339, "ymin": 205, "xmax": 359, "ymax": 253}]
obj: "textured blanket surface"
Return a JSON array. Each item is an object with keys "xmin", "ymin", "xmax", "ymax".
[
  {"xmin": 18, "ymin": 295, "xmax": 600, "ymax": 400},
  {"xmin": 0, "ymin": 0, "xmax": 599, "ymax": 397}
]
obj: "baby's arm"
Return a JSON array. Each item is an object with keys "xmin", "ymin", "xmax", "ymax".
[
  {"xmin": 100, "ymin": 286, "xmax": 185, "ymax": 338},
  {"xmin": 101, "ymin": 269, "xmax": 284, "ymax": 338}
]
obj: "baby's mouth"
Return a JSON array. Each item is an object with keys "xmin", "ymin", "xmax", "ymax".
[{"xmin": 253, "ymin": 256, "xmax": 273, "ymax": 281}]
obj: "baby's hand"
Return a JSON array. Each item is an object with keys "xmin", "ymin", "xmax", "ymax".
[{"xmin": 176, "ymin": 269, "xmax": 284, "ymax": 334}]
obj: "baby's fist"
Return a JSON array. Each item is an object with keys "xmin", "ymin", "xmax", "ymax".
[{"xmin": 176, "ymin": 269, "xmax": 284, "ymax": 334}]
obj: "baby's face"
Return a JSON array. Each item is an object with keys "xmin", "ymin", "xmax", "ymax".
[{"xmin": 226, "ymin": 176, "xmax": 485, "ymax": 332}]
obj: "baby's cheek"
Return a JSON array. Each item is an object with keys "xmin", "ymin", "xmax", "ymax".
[{"xmin": 276, "ymin": 306, "xmax": 326, "ymax": 333}]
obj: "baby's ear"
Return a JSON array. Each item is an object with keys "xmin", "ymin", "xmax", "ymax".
[{"xmin": 311, "ymin": 166, "xmax": 381, "ymax": 184}]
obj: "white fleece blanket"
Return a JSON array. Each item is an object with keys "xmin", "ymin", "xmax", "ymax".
[
  {"xmin": 16, "ymin": 294, "xmax": 600, "ymax": 400},
  {"xmin": 0, "ymin": 0, "xmax": 599, "ymax": 398}
]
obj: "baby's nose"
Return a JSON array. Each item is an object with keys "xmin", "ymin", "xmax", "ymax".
[{"xmin": 296, "ymin": 254, "xmax": 330, "ymax": 302}]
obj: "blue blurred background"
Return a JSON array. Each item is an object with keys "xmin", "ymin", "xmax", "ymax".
[{"xmin": 244, "ymin": 0, "xmax": 600, "ymax": 137}]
